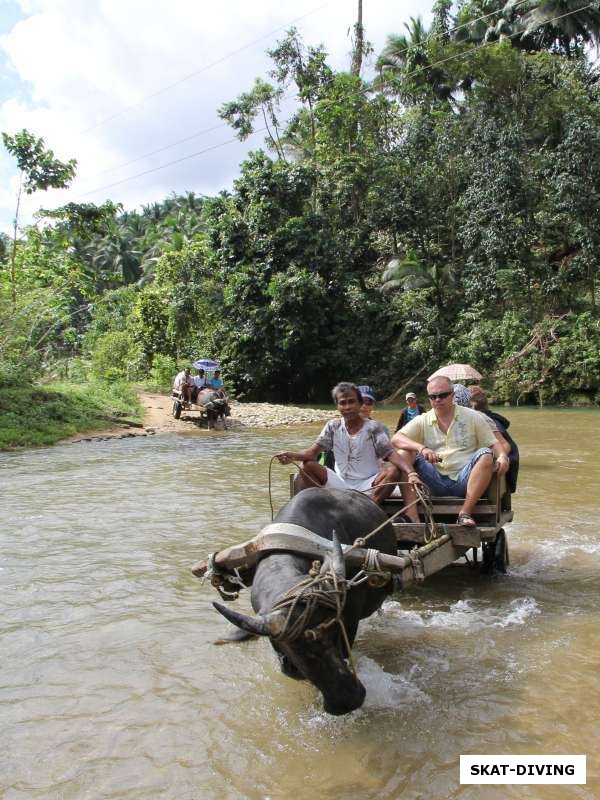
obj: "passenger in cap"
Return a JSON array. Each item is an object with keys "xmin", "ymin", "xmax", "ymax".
[
  {"xmin": 357, "ymin": 385, "xmax": 376, "ymax": 420},
  {"xmin": 358, "ymin": 385, "xmax": 391, "ymax": 437},
  {"xmin": 453, "ymin": 383, "xmax": 511, "ymax": 458},
  {"xmin": 395, "ymin": 391, "xmax": 426, "ymax": 431}
]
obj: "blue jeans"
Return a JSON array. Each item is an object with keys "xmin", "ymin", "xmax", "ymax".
[{"xmin": 415, "ymin": 448, "xmax": 493, "ymax": 497}]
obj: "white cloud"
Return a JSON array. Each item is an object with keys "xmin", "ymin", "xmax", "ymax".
[{"xmin": 0, "ymin": 0, "xmax": 432, "ymax": 232}]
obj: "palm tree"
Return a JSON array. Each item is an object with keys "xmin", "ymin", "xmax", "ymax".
[
  {"xmin": 454, "ymin": 0, "xmax": 600, "ymax": 56},
  {"xmin": 381, "ymin": 253, "xmax": 454, "ymax": 313},
  {"xmin": 376, "ymin": 16, "xmax": 456, "ymax": 103},
  {"xmin": 88, "ymin": 229, "xmax": 142, "ymax": 284},
  {"xmin": 381, "ymin": 254, "xmax": 432, "ymax": 291},
  {"xmin": 521, "ymin": 0, "xmax": 600, "ymax": 55},
  {"xmin": 454, "ymin": 0, "xmax": 523, "ymax": 46}
]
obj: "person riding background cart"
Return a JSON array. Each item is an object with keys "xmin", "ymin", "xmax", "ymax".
[
  {"xmin": 189, "ymin": 368, "xmax": 209, "ymax": 403},
  {"xmin": 209, "ymin": 369, "xmax": 228, "ymax": 400},
  {"xmin": 173, "ymin": 367, "xmax": 192, "ymax": 404}
]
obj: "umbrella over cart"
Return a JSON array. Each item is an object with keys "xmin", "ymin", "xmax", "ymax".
[
  {"xmin": 193, "ymin": 358, "xmax": 221, "ymax": 373},
  {"xmin": 428, "ymin": 363, "xmax": 483, "ymax": 382}
]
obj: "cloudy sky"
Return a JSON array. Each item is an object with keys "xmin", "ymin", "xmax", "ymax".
[{"xmin": 0, "ymin": 0, "xmax": 432, "ymax": 233}]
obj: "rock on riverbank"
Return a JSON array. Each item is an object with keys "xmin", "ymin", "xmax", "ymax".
[
  {"xmin": 226, "ymin": 400, "xmax": 337, "ymax": 429},
  {"xmin": 64, "ymin": 392, "xmax": 337, "ymax": 443},
  {"xmin": 142, "ymin": 393, "xmax": 337, "ymax": 431}
]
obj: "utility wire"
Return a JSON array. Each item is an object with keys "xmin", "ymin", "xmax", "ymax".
[
  {"xmin": 79, "ymin": 4, "xmax": 595, "ymax": 197},
  {"xmin": 397, "ymin": 3, "xmax": 595, "ymax": 85},
  {"xmin": 88, "ymin": 121, "xmax": 230, "ymax": 179},
  {"xmin": 81, "ymin": 129, "xmax": 267, "ymax": 196},
  {"xmin": 79, "ymin": 0, "xmax": 533, "ymax": 183},
  {"xmin": 380, "ymin": 0, "xmax": 532, "ymax": 60},
  {"xmin": 78, "ymin": 2, "xmax": 331, "ymax": 136}
]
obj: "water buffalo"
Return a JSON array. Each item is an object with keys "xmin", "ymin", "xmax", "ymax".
[
  {"xmin": 213, "ymin": 487, "xmax": 397, "ymax": 715},
  {"xmin": 196, "ymin": 388, "xmax": 230, "ymax": 429}
]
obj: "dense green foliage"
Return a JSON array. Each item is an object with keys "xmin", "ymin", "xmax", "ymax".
[
  {"xmin": 1, "ymin": 1, "xmax": 599, "ymax": 413},
  {"xmin": 0, "ymin": 379, "xmax": 141, "ymax": 449}
]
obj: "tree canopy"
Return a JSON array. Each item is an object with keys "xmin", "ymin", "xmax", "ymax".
[{"xmin": 1, "ymin": 2, "xmax": 599, "ymax": 405}]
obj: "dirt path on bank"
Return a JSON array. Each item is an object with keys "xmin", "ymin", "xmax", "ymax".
[{"xmin": 64, "ymin": 392, "xmax": 337, "ymax": 444}]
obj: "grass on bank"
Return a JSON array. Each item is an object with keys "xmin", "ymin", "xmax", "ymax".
[{"xmin": 0, "ymin": 380, "xmax": 143, "ymax": 450}]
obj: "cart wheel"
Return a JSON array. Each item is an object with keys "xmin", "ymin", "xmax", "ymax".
[
  {"xmin": 481, "ymin": 529, "xmax": 509, "ymax": 575},
  {"xmin": 172, "ymin": 400, "xmax": 182, "ymax": 419}
]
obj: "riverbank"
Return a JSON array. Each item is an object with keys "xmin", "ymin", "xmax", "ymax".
[
  {"xmin": 0, "ymin": 381, "xmax": 143, "ymax": 450},
  {"xmin": 125, "ymin": 392, "xmax": 338, "ymax": 435},
  {"xmin": 0, "ymin": 385, "xmax": 339, "ymax": 449},
  {"xmin": 3, "ymin": 382, "xmax": 597, "ymax": 450},
  {"xmin": 62, "ymin": 392, "xmax": 338, "ymax": 443}
]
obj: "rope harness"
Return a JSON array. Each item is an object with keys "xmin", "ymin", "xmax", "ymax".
[
  {"xmin": 268, "ymin": 546, "xmax": 397, "ymax": 676},
  {"xmin": 208, "ymin": 459, "xmax": 443, "ymax": 667},
  {"xmin": 204, "ymin": 553, "xmax": 248, "ymax": 601}
]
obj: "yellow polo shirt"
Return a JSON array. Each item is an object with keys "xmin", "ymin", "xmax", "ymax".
[{"xmin": 400, "ymin": 405, "xmax": 496, "ymax": 480}]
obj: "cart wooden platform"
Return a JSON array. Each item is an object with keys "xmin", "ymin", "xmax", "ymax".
[
  {"xmin": 192, "ymin": 474, "xmax": 512, "ymax": 593},
  {"xmin": 390, "ymin": 472, "xmax": 512, "ymax": 580},
  {"xmin": 172, "ymin": 389, "xmax": 229, "ymax": 429}
]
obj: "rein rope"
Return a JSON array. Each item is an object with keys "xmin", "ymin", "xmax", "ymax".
[
  {"xmin": 229, "ymin": 458, "xmax": 441, "ymax": 664},
  {"xmin": 269, "ymin": 554, "xmax": 373, "ymax": 675},
  {"xmin": 271, "ymin": 457, "xmax": 438, "ymax": 548}
]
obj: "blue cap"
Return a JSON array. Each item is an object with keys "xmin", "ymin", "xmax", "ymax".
[{"xmin": 358, "ymin": 385, "xmax": 375, "ymax": 402}]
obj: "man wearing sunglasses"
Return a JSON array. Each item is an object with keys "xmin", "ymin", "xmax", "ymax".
[{"xmin": 390, "ymin": 376, "xmax": 510, "ymax": 527}]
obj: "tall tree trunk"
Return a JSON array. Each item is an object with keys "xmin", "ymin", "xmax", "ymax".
[
  {"xmin": 10, "ymin": 172, "xmax": 23, "ymax": 308},
  {"xmin": 589, "ymin": 252, "xmax": 597, "ymax": 316},
  {"xmin": 351, "ymin": 0, "xmax": 364, "ymax": 77}
]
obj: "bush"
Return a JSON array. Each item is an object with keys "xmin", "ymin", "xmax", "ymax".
[
  {"xmin": 90, "ymin": 330, "xmax": 139, "ymax": 381},
  {"xmin": 493, "ymin": 313, "xmax": 600, "ymax": 405},
  {"xmin": 147, "ymin": 354, "xmax": 178, "ymax": 392},
  {"xmin": 0, "ymin": 380, "xmax": 142, "ymax": 449}
]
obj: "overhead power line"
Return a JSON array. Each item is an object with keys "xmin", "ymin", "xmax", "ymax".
[
  {"xmin": 397, "ymin": 3, "xmax": 595, "ymax": 85},
  {"xmin": 81, "ymin": 129, "xmax": 267, "ymax": 196},
  {"xmin": 78, "ymin": 2, "xmax": 331, "ymax": 136},
  {"xmin": 79, "ymin": 4, "xmax": 595, "ymax": 198},
  {"xmin": 80, "ymin": 0, "xmax": 533, "ymax": 183},
  {"xmin": 87, "ymin": 121, "xmax": 230, "ymax": 179}
]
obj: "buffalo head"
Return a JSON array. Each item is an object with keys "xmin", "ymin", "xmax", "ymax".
[{"xmin": 213, "ymin": 532, "xmax": 368, "ymax": 715}]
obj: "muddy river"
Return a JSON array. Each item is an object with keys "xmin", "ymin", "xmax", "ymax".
[{"xmin": 1, "ymin": 407, "xmax": 599, "ymax": 799}]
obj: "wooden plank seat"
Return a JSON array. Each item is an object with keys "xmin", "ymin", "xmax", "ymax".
[
  {"xmin": 383, "ymin": 474, "xmax": 513, "ymax": 546},
  {"xmin": 288, "ymin": 473, "xmax": 513, "ymax": 549},
  {"xmin": 390, "ymin": 522, "xmax": 495, "ymax": 547}
]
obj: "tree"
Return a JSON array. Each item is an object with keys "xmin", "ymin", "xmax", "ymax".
[
  {"xmin": 2, "ymin": 129, "xmax": 77, "ymax": 305},
  {"xmin": 375, "ymin": 16, "xmax": 456, "ymax": 103},
  {"xmin": 267, "ymin": 28, "xmax": 333, "ymax": 165},
  {"xmin": 351, "ymin": 0, "xmax": 365, "ymax": 76},
  {"xmin": 454, "ymin": 0, "xmax": 600, "ymax": 57},
  {"xmin": 521, "ymin": 0, "xmax": 600, "ymax": 56},
  {"xmin": 218, "ymin": 78, "xmax": 286, "ymax": 159}
]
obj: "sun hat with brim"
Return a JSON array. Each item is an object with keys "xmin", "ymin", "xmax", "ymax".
[
  {"xmin": 358, "ymin": 385, "xmax": 375, "ymax": 402},
  {"xmin": 405, "ymin": 392, "xmax": 417, "ymax": 400}
]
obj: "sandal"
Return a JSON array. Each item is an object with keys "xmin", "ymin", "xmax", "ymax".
[{"xmin": 457, "ymin": 511, "xmax": 477, "ymax": 528}]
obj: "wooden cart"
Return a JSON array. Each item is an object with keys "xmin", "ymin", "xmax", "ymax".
[
  {"xmin": 380, "ymin": 472, "xmax": 512, "ymax": 581},
  {"xmin": 192, "ymin": 474, "xmax": 512, "ymax": 593},
  {"xmin": 172, "ymin": 389, "xmax": 229, "ymax": 429}
]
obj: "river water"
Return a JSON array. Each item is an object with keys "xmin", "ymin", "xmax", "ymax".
[{"xmin": 1, "ymin": 408, "xmax": 599, "ymax": 799}]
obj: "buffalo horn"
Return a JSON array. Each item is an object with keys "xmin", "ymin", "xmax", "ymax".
[
  {"xmin": 212, "ymin": 601, "xmax": 285, "ymax": 637},
  {"xmin": 331, "ymin": 530, "xmax": 346, "ymax": 579}
]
